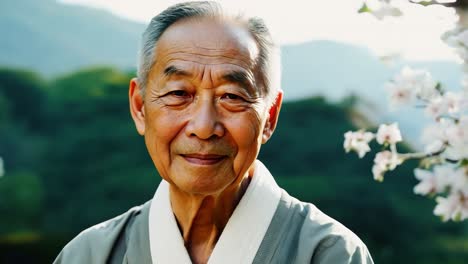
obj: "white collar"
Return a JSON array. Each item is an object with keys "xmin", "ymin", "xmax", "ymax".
[{"xmin": 148, "ymin": 160, "xmax": 282, "ymax": 264}]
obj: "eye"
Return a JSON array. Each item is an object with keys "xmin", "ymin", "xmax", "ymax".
[
  {"xmin": 221, "ymin": 93, "xmax": 245, "ymax": 101},
  {"xmin": 157, "ymin": 89, "xmax": 192, "ymax": 106},
  {"xmin": 167, "ymin": 90, "xmax": 189, "ymax": 97},
  {"xmin": 219, "ymin": 92, "xmax": 252, "ymax": 111}
]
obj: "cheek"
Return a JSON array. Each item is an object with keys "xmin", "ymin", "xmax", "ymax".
[
  {"xmin": 146, "ymin": 107, "xmax": 186, "ymax": 141},
  {"xmin": 144, "ymin": 108, "xmax": 187, "ymax": 169},
  {"xmin": 231, "ymin": 122, "xmax": 261, "ymax": 148},
  {"xmin": 228, "ymin": 112, "xmax": 265, "ymax": 168}
]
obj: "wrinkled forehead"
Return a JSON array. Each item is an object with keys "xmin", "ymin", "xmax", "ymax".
[{"xmin": 154, "ymin": 17, "xmax": 260, "ymax": 69}]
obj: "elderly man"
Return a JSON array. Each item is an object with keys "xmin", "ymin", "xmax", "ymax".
[{"xmin": 54, "ymin": 2, "xmax": 373, "ymax": 263}]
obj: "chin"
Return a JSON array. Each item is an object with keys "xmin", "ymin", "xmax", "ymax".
[{"xmin": 174, "ymin": 175, "xmax": 234, "ymax": 196}]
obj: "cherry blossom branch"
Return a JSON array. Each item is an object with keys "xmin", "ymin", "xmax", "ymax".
[
  {"xmin": 350, "ymin": 0, "xmax": 468, "ymax": 222},
  {"xmin": 343, "ymin": 52, "xmax": 468, "ymax": 222}
]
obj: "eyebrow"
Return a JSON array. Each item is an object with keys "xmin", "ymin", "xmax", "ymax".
[
  {"xmin": 163, "ymin": 66, "xmax": 256, "ymax": 94},
  {"xmin": 221, "ymin": 70, "xmax": 256, "ymax": 94},
  {"xmin": 163, "ymin": 65, "xmax": 192, "ymax": 78}
]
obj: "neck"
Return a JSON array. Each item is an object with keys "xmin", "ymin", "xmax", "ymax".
[{"xmin": 169, "ymin": 172, "xmax": 252, "ymax": 264}]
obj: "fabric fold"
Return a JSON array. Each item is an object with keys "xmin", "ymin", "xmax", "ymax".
[{"xmin": 148, "ymin": 160, "xmax": 282, "ymax": 264}]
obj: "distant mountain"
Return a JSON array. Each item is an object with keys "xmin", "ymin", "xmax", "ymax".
[
  {"xmin": 281, "ymin": 40, "xmax": 463, "ymax": 144},
  {"xmin": 0, "ymin": 0, "xmax": 145, "ymax": 76},
  {"xmin": 1, "ymin": 0, "xmax": 463, "ymax": 144},
  {"xmin": 282, "ymin": 40, "xmax": 462, "ymax": 103}
]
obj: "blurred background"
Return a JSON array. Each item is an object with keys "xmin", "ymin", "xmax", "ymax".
[{"xmin": 1, "ymin": 0, "xmax": 468, "ymax": 263}]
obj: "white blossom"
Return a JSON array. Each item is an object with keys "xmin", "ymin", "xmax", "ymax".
[
  {"xmin": 369, "ymin": 2, "xmax": 402, "ymax": 20},
  {"xmin": 446, "ymin": 117, "xmax": 468, "ymax": 146},
  {"xmin": 376, "ymin": 123, "xmax": 402, "ymax": 145},
  {"xmin": 372, "ymin": 164, "xmax": 385, "ymax": 182},
  {"xmin": 421, "ymin": 121, "xmax": 449, "ymax": 154},
  {"xmin": 444, "ymin": 144, "xmax": 468, "ymax": 161},
  {"xmin": 445, "ymin": 29, "xmax": 468, "ymax": 61},
  {"xmin": 413, "ymin": 165, "xmax": 452, "ymax": 195},
  {"xmin": 425, "ymin": 96, "xmax": 447, "ymax": 119},
  {"xmin": 416, "ymin": 81, "xmax": 438, "ymax": 102},
  {"xmin": 386, "ymin": 67, "xmax": 438, "ymax": 110},
  {"xmin": 397, "ymin": 67, "xmax": 438, "ymax": 100},
  {"xmin": 455, "ymin": 48, "xmax": 468, "ymax": 61},
  {"xmin": 444, "ymin": 92, "xmax": 462, "ymax": 114},
  {"xmin": 374, "ymin": 150, "xmax": 402, "ymax": 171},
  {"xmin": 434, "ymin": 193, "xmax": 468, "ymax": 222},
  {"xmin": 434, "ymin": 0, "xmax": 457, "ymax": 4},
  {"xmin": 385, "ymin": 81, "xmax": 413, "ymax": 109},
  {"xmin": 450, "ymin": 167, "xmax": 468, "ymax": 196},
  {"xmin": 344, "ymin": 131, "xmax": 374, "ymax": 158},
  {"xmin": 444, "ymin": 116, "xmax": 468, "ymax": 160}
]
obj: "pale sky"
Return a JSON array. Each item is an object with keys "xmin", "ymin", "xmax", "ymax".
[{"xmin": 60, "ymin": 0, "xmax": 460, "ymax": 61}]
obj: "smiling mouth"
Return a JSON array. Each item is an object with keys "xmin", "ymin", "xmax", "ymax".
[{"xmin": 181, "ymin": 154, "xmax": 227, "ymax": 165}]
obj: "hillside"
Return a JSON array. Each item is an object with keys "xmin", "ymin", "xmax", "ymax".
[
  {"xmin": 0, "ymin": 0, "xmax": 145, "ymax": 76},
  {"xmin": 0, "ymin": 67, "xmax": 467, "ymax": 263}
]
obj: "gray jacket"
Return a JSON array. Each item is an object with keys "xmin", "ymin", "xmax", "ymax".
[{"xmin": 54, "ymin": 191, "xmax": 374, "ymax": 264}]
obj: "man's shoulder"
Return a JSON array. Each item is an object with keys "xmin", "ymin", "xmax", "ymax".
[
  {"xmin": 53, "ymin": 201, "xmax": 151, "ymax": 264},
  {"xmin": 278, "ymin": 192, "xmax": 374, "ymax": 263},
  {"xmin": 292, "ymin": 196, "xmax": 363, "ymax": 243}
]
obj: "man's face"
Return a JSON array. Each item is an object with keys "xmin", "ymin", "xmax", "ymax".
[{"xmin": 131, "ymin": 18, "xmax": 278, "ymax": 195}]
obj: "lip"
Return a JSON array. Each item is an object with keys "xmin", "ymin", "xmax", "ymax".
[{"xmin": 181, "ymin": 153, "xmax": 226, "ymax": 165}]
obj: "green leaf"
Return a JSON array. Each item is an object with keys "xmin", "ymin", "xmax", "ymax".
[
  {"xmin": 414, "ymin": 1, "xmax": 433, "ymax": 7},
  {"xmin": 460, "ymin": 159, "xmax": 468, "ymax": 167},
  {"xmin": 358, "ymin": 2, "xmax": 371, "ymax": 14},
  {"xmin": 435, "ymin": 82, "xmax": 444, "ymax": 94}
]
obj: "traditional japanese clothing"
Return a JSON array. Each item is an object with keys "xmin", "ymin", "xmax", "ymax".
[{"xmin": 54, "ymin": 161, "xmax": 373, "ymax": 264}]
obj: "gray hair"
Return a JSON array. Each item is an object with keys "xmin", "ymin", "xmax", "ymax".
[{"xmin": 137, "ymin": 1, "xmax": 281, "ymax": 107}]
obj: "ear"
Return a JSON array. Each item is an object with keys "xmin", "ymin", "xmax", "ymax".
[
  {"xmin": 129, "ymin": 78, "xmax": 145, "ymax": 135},
  {"xmin": 262, "ymin": 90, "xmax": 283, "ymax": 144}
]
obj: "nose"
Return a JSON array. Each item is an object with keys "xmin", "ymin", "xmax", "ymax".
[{"xmin": 185, "ymin": 98, "xmax": 225, "ymax": 140}]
